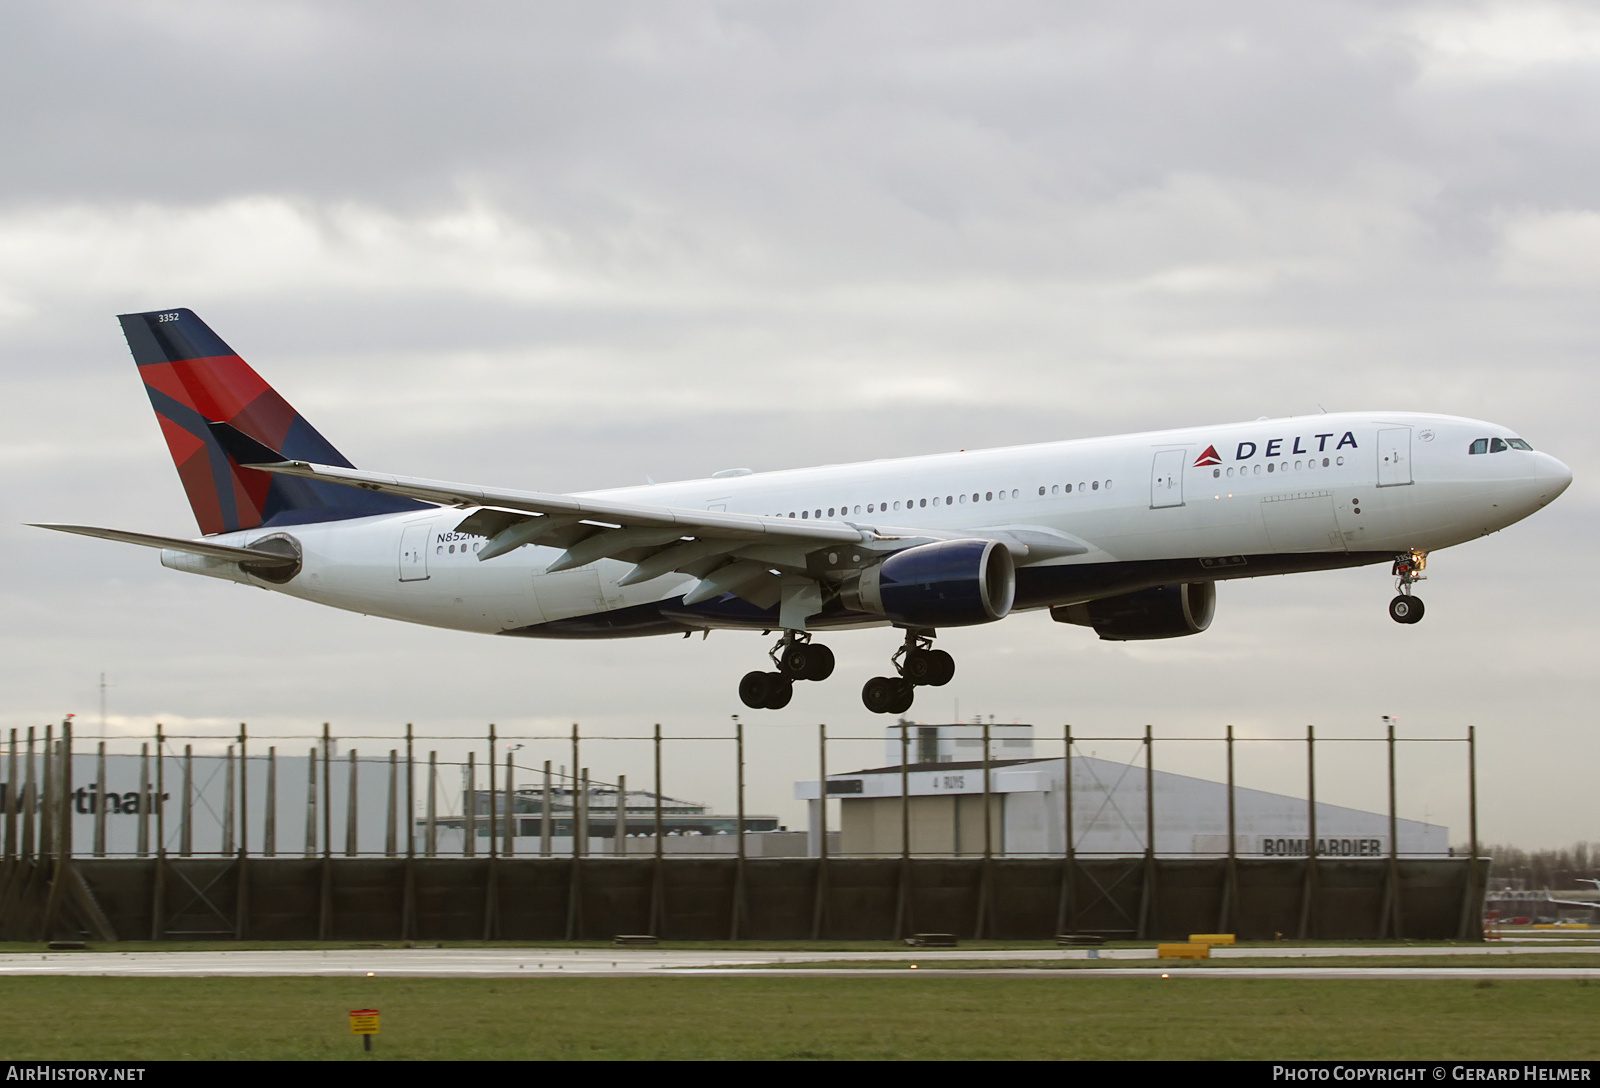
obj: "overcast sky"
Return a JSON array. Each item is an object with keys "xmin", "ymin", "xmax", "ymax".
[{"xmin": 3, "ymin": 2, "xmax": 1596, "ymax": 849}]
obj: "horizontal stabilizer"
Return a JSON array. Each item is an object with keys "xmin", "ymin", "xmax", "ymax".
[{"xmin": 29, "ymin": 523, "xmax": 299, "ymax": 567}]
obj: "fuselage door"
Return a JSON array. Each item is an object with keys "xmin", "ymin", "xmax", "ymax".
[
  {"xmin": 399, "ymin": 522, "xmax": 432, "ymax": 582},
  {"xmin": 1150, "ymin": 449, "xmax": 1186, "ymax": 509},
  {"xmin": 1377, "ymin": 427, "xmax": 1413, "ymax": 487}
]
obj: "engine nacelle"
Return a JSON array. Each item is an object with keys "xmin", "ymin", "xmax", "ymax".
[
  {"xmin": 842, "ymin": 539, "xmax": 1015, "ymax": 627},
  {"xmin": 1051, "ymin": 582, "xmax": 1216, "ymax": 641}
]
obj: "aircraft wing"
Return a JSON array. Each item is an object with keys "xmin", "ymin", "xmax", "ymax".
[
  {"xmin": 214, "ymin": 423, "xmax": 1092, "ymax": 615},
  {"xmin": 243, "ymin": 460, "xmax": 868, "ymax": 544},
  {"xmin": 238, "ymin": 458, "xmax": 884, "ymax": 610}
]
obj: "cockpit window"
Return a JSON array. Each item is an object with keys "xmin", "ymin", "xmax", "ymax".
[{"xmin": 1470, "ymin": 436, "xmax": 1532, "ymax": 453}]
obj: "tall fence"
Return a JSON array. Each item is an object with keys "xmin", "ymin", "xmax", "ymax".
[{"xmin": 0, "ymin": 719, "xmax": 1486, "ymax": 942}]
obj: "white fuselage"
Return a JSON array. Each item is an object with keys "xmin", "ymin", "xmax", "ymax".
[{"xmin": 161, "ymin": 412, "xmax": 1570, "ymax": 637}]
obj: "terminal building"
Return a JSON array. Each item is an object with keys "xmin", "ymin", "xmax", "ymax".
[
  {"xmin": 432, "ymin": 781, "xmax": 798, "ymax": 856},
  {"xmin": 797, "ymin": 724, "xmax": 1448, "ymax": 857}
]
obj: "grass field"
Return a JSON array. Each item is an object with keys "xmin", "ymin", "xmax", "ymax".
[
  {"xmin": 757, "ymin": 952, "xmax": 1600, "ymax": 969},
  {"xmin": 4, "ymin": 937, "xmax": 1578, "ymax": 953},
  {"xmin": 0, "ymin": 975, "xmax": 1597, "ymax": 1060}
]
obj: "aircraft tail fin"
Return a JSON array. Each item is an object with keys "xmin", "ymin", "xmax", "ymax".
[{"xmin": 118, "ymin": 308, "xmax": 428, "ymax": 535}]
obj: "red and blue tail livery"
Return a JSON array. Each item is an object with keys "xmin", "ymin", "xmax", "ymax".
[{"xmin": 119, "ymin": 308, "xmax": 425, "ymax": 534}]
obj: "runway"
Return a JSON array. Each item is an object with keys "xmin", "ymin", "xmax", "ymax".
[{"xmin": 1, "ymin": 942, "xmax": 1597, "ymax": 980}]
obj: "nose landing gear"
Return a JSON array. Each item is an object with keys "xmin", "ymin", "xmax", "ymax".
[
  {"xmin": 861, "ymin": 630, "xmax": 956, "ymax": 714},
  {"xmin": 738, "ymin": 631, "xmax": 836, "ymax": 709},
  {"xmin": 1388, "ymin": 550, "xmax": 1427, "ymax": 624}
]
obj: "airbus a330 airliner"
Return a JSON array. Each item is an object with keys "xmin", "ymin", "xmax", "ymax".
[{"xmin": 36, "ymin": 309, "xmax": 1572, "ymax": 713}]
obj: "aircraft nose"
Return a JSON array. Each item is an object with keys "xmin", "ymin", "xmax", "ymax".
[{"xmin": 1537, "ymin": 452, "xmax": 1574, "ymax": 500}]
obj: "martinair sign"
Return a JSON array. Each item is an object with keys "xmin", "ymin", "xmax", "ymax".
[{"xmin": 1, "ymin": 753, "xmax": 396, "ymax": 855}]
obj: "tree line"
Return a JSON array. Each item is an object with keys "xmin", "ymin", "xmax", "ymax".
[{"xmin": 1474, "ymin": 842, "xmax": 1597, "ymax": 890}]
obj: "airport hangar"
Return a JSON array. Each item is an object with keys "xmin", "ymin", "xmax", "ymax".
[{"xmin": 797, "ymin": 724, "xmax": 1448, "ymax": 859}]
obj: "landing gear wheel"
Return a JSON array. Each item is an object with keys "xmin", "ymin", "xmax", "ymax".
[
  {"xmin": 1389, "ymin": 550, "xmax": 1429, "ymax": 625},
  {"xmin": 739, "ymin": 671, "xmax": 772, "ymax": 709},
  {"xmin": 862, "ymin": 676, "xmax": 895, "ymax": 714},
  {"xmin": 903, "ymin": 649, "xmax": 934, "ymax": 685},
  {"xmin": 893, "ymin": 630, "xmax": 954, "ymax": 690},
  {"xmin": 862, "ymin": 675, "xmax": 915, "ymax": 715},
  {"xmin": 763, "ymin": 675, "xmax": 794, "ymax": 709},
  {"xmin": 886, "ymin": 679, "xmax": 914, "ymax": 715},
  {"xmin": 1388, "ymin": 595, "xmax": 1425, "ymax": 624},
  {"xmin": 780, "ymin": 642, "xmax": 835, "ymax": 682},
  {"xmin": 904, "ymin": 648, "xmax": 955, "ymax": 687},
  {"xmin": 740, "ymin": 670, "xmax": 795, "ymax": 709}
]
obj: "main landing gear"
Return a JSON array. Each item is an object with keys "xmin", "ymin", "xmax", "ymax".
[
  {"xmin": 738, "ymin": 631, "xmax": 836, "ymax": 710},
  {"xmin": 1388, "ymin": 550, "xmax": 1428, "ymax": 625},
  {"xmin": 735, "ymin": 629, "xmax": 958, "ymax": 713},
  {"xmin": 861, "ymin": 630, "xmax": 955, "ymax": 715}
]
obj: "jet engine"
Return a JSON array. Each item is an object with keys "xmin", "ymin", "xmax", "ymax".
[
  {"xmin": 1050, "ymin": 582, "xmax": 1215, "ymax": 641},
  {"xmin": 842, "ymin": 539, "xmax": 1015, "ymax": 627}
]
